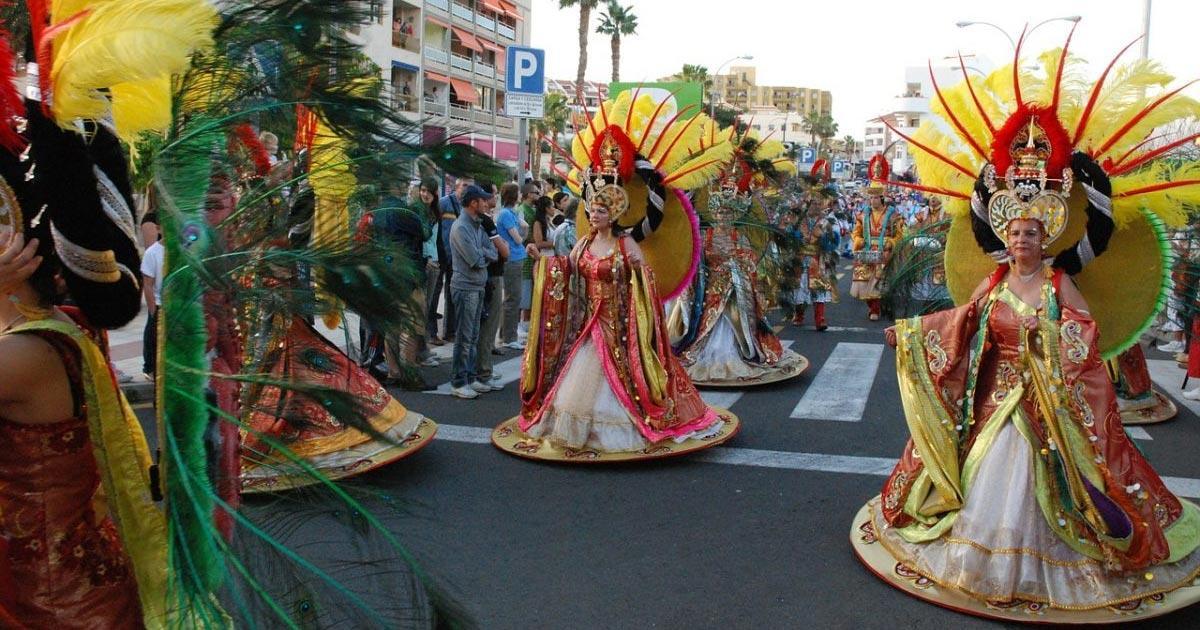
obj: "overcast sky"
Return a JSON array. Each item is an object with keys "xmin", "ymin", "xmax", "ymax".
[{"xmin": 529, "ymin": 0, "xmax": 1198, "ymax": 139}]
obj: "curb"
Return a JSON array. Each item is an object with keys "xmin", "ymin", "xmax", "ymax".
[{"xmin": 122, "ymin": 382, "xmax": 155, "ymax": 404}]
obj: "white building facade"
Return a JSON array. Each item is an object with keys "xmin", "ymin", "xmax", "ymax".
[{"xmin": 352, "ymin": 0, "xmax": 531, "ymax": 166}]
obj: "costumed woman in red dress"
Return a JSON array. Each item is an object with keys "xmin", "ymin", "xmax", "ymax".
[
  {"xmin": 493, "ymin": 89, "xmax": 740, "ymax": 461},
  {"xmin": 850, "ymin": 27, "xmax": 1200, "ymax": 621}
]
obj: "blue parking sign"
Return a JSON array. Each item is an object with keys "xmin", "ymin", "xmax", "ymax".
[
  {"xmin": 798, "ymin": 147, "xmax": 816, "ymax": 164},
  {"xmin": 505, "ymin": 45, "xmax": 545, "ymax": 118}
]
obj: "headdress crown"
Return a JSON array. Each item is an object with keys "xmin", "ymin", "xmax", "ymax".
[{"xmin": 985, "ymin": 118, "xmax": 1072, "ymax": 245}]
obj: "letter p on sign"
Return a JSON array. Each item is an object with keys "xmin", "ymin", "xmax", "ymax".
[{"xmin": 505, "ymin": 46, "xmax": 545, "ymax": 95}]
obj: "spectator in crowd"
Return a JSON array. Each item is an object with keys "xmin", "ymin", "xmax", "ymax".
[
  {"xmin": 438, "ymin": 176, "xmax": 472, "ymax": 342},
  {"xmin": 514, "ymin": 181, "xmax": 540, "ymax": 348},
  {"xmin": 448, "ymin": 184, "xmax": 498, "ymax": 399},
  {"xmin": 140, "ymin": 225, "xmax": 163, "ymax": 381},
  {"xmin": 495, "ymin": 182, "xmax": 525, "ymax": 348},
  {"xmin": 475, "ymin": 183, "xmax": 510, "ymax": 387},
  {"xmin": 416, "ymin": 177, "xmax": 445, "ymax": 346}
]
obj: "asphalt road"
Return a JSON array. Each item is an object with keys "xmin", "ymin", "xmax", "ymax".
[{"xmin": 137, "ymin": 264, "xmax": 1200, "ymax": 629}]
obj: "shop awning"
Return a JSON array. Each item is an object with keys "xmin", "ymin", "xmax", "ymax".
[
  {"xmin": 451, "ymin": 26, "xmax": 483, "ymax": 52},
  {"xmin": 448, "ymin": 77, "xmax": 479, "ymax": 104},
  {"xmin": 392, "ymin": 60, "xmax": 419, "ymax": 72},
  {"xmin": 424, "ymin": 70, "xmax": 450, "ymax": 83},
  {"xmin": 478, "ymin": 38, "xmax": 504, "ymax": 53},
  {"xmin": 479, "ymin": 0, "xmax": 506, "ymax": 15},
  {"xmin": 498, "ymin": 0, "xmax": 524, "ymax": 21},
  {"xmin": 426, "ymin": 15, "xmax": 450, "ymax": 29}
]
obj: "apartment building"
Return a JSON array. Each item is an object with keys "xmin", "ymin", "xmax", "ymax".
[
  {"xmin": 353, "ymin": 0, "xmax": 531, "ymax": 166},
  {"xmin": 709, "ymin": 66, "xmax": 831, "ymax": 116}
]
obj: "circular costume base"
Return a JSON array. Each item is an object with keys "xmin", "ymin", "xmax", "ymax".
[
  {"xmin": 491, "ymin": 408, "xmax": 739, "ymax": 463},
  {"xmin": 850, "ymin": 497, "xmax": 1200, "ymax": 624},
  {"xmin": 241, "ymin": 414, "xmax": 437, "ymax": 494},
  {"xmin": 1120, "ymin": 390, "xmax": 1178, "ymax": 425},
  {"xmin": 693, "ymin": 353, "xmax": 810, "ymax": 388}
]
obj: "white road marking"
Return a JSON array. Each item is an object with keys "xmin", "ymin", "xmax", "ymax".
[
  {"xmin": 1125, "ymin": 427, "xmax": 1153, "ymax": 441},
  {"xmin": 432, "ymin": 424, "xmax": 1200, "ymax": 499},
  {"xmin": 790, "ymin": 342, "xmax": 885, "ymax": 421},
  {"xmin": 821, "ymin": 326, "xmax": 870, "ymax": 332},
  {"xmin": 697, "ymin": 340, "xmax": 796, "ymax": 410}
]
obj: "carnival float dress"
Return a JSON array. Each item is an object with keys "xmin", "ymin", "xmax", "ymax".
[
  {"xmin": 850, "ymin": 27, "xmax": 1200, "ymax": 622},
  {"xmin": 670, "ymin": 133, "xmax": 807, "ymax": 386},
  {"xmin": 234, "ymin": 123, "xmax": 434, "ymax": 492},
  {"xmin": 492, "ymin": 90, "xmax": 740, "ymax": 462},
  {"xmin": 1109, "ymin": 345, "xmax": 1177, "ymax": 425}
]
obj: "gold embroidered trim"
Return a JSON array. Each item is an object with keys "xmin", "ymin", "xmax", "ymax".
[
  {"xmin": 51, "ymin": 222, "xmax": 122, "ymax": 283},
  {"xmin": 0, "ymin": 176, "xmax": 20, "ymax": 236},
  {"xmin": 926, "ymin": 330, "xmax": 948, "ymax": 374},
  {"xmin": 1062, "ymin": 320, "xmax": 1088, "ymax": 363},
  {"xmin": 870, "ymin": 504, "xmax": 1200, "ymax": 611},
  {"xmin": 1070, "ymin": 381, "xmax": 1095, "ymax": 427}
]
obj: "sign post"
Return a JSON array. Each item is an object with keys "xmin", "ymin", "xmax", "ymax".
[{"xmin": 505, "ymin": 45, "xmax": 546, "ymax": 177}]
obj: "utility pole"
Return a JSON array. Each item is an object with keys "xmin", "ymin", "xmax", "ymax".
[{"xmin": 1140, "ymin": 0, "xmax": 1152, "ymax": 59}]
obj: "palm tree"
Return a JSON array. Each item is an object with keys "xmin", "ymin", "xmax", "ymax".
[
  {"xmin": 802, "ymin": 111, "xmax": 839, "ymax": 157},
  {"xmin": 558, "ymin": 0, "xmax": 601, "ymax": 90},
  {"xmin": 596, "ymin": 2, "xmax": 638, "ymax": 83},
  {"xmin": 842, "ymin": 134, "xmax": 858, "ymax": 160},
  {"xmin": 529, "ymin": 93, "xmax": 571, "ymax": 178}
]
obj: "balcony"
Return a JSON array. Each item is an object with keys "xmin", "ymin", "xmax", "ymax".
[
  {"xmin": 497, "ymin": 22, "xmax": 515, "ymax": 40},
  {"xmin": 473, "ymin": 109, "xmax": 494, "ymax": 124},
  {"xmin": 451, "ymin": 52, "xmax": 473, "ymax": 72},
  {"xmin": 427, "ymin": 0, "xmax": 449, "ymax": 11},
  {"xmin": 451, "ymin": 2, "xmax": 473, "ymax": 22},
  {"xmin": 475, "ymin": 61, "xmax": 494, "ymax": 78},
  {"xmin": 424, "ymin": 98, "xmax": 447, "ymax": 117},
  {"xmin": 425, "ymin": 46, "xmax": 449, "ymax": 65},
  {"xmin": 450, "ymin": 104, "xmax": 472, "ymax": 121},
  {"xmin": 476, "ymin": 13, "xmax": 495, "ymax": 31},
  {"xmin": 495, "ymin": 114, "xmax": 514, "ymax": 130}
]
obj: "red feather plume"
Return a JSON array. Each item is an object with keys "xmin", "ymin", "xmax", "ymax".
[
  {"xmin": 0, "ymin": 33, "xmax": 26, "ymax": 153},
  {"xmin": 230, "ymin": 123, "xmax": 271, "ymax": 177}
]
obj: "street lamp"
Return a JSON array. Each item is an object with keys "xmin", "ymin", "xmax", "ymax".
[
  {"xmin": 709, "ymin": 54, "xmax": 753, "ymax": 119},
  {"xmin": 955, "ymin": 15, "xmax": 1080, "ymax": 50}
]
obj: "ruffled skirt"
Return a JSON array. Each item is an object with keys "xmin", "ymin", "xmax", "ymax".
[
  {"xmin": 527, "ymin": 338, "xmax": 721, "ymax": 451},
  {"xmin": 872, "ymin": 420, "xmax": 1200, "ymax": 609}
]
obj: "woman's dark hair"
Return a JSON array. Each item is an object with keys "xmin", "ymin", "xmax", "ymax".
[
  {"xmin": 500, "ymin": 182, "xmax": 519, "ymax": 207},
  {"xmin": 419, "ymin": 176, "xmax": 440, "ymax": 220},
  {"xmin": 552, "ymin": 191, "xmax": 568, "ymax": 207},
  {"xmin": 533, "ymin": 195, "xmax": 553, "ymax": 234}
]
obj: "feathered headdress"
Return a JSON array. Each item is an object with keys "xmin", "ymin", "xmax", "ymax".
[
  {"xmin": 554, "ymin": 87, "xmax": 732, "ymax": 299},
  {"xmin": 889, "ymin": 21, "xmax": 1200, "ymax": 357}
]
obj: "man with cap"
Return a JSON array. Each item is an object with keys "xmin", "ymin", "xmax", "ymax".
[{"xmin": 448, "ymin": 184, "xmax": 499, "ymax": 399}]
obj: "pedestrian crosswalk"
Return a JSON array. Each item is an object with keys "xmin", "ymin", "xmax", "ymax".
[{"xmin": 790, "ymin": 342, "xmax": 885, "ymax": 421}]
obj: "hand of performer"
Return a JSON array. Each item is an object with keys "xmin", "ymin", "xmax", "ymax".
[
  {"xmin": 884, "ymin": 326, "xmax": 897, "ymax": 348},
  {"xmin": 0, "ymin": 233, "xmax": 41, "ymax": 294},
  {"xmin": 525, "ymin": 243, "xmax": 540, "ymax": 259},
  {"xmin": 1022, "ymin": 315, "xmax": 1039, "ymax": 331}
]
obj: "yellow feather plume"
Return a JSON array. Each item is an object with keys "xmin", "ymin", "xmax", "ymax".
[
  {"xmin": 910, "ymin": 120, "xmax": 976, "ymax": 217},
  {"xmin": 664, "ymin": 140, "xmax": 735, "ymax": 191},
  {"xmin": 109, "ymin": 76, "xmax": 170, "ymax": 140},
  {"xmin": 1112, "ymin": 161, "xmax": 1200, "ymax": 229},
  {"xmin": 48, "ymin": 0, "xmax": 217, "ymax": 134},
  {"xmin": 1071, "ymin": 59, "xmax": 1173, "ymax": 153},
  {"xmin": 928, "ymin": 75, "xmax": 994, "ymax": 161}
]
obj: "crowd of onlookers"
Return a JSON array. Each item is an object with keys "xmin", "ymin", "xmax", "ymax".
[{"xmin": 367, "ymin": 174, "xmax": 579, "ymax": 399}]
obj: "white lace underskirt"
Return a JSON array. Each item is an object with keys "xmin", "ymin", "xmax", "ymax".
[
  {"xmin": 527, "ymin": 338, "xmax": 720, "ymax": 452},
  {"xmin": 873, "ymin": 421, "xmax": 1200, "ymax": 609}
]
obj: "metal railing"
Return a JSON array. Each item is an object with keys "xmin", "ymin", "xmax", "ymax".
[
  {"xmin": 497, "ymin": 22, "xmax": 515, "ymax": 40},
  {"xmin": 424, "ymin": 99, "xmax": 447, "ymax": 117},
  {"xmin": 451, "ymin": 52, "xmax": 473, "ymax": 71},
  {"xmin": 427, "ymin": 0, "xmax": 449, "ymax": 11},
  {"xmin": 450, "ymin": 104, "xmax": 473, "ymax": 121},
  {"xmin": 424, "ymin": 46, "xmax": 449, "ymax": 65},
  {"xmin": 475, "ymin": 13, "xmax": 495, "ymax": 31},
  {"xmin": 451, "ymin": 2, "xmax": 473, "ymax": 21},
  {"xmin": 473, "ymin": 109, "xmax": 494, "ymax": 124},
  {"xmin": 475, "ymin": 61, "xmax": 494, "ymax": 78},
  {"xmin": 495, "ymin": 114, "xmax": 514, "ymax": 130}
]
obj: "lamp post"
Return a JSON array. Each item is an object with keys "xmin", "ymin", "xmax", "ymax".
[
  {"xmin": 708, "ymin": 54, "xmax": 753, "ymax": 119},
  {"xmin": 955, "ymin": 15, "xmax": 1081, "ymax": 50}
]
